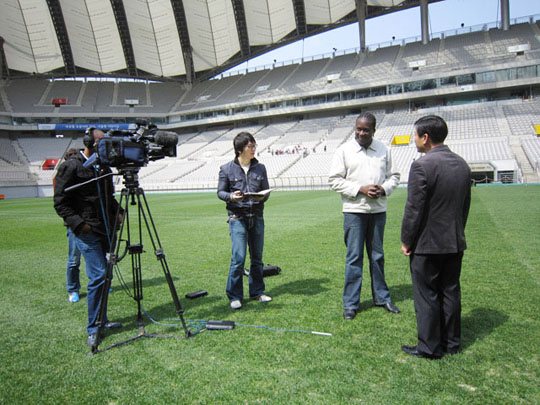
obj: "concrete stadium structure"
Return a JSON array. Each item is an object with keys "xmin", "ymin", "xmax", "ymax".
[{"xmin": 1, "ymin": 3, "xmax": 540, "ymax": 198}]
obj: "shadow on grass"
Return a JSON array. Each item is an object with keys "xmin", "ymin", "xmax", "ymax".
[
  {"xmin": 358, "ymin": 283, "xmax": 413, "ymax": 311},
  {"xmin": 98, "ymin": 297, "xmax": 212, "ymax": 346},
  {"xmin": 462, "ymin": 307, "xmax": 508, "ymax": 350},
  {"xmin": 268, "ymin": 277, "xmax": 332, "ymax": 296}
]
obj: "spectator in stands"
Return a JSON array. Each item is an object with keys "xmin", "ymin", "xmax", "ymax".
[
  {"xmin": 329, "ymin": 112, "xmax": 401, "ymax": 320},
  {"xmin": 54, "ymin": 129, "xmax": 123, "ymax": 347},
  {"xmin": 400, "ymin": 115, "xmax": 471, "ymax": 359},
  {"xmin": 63, "ymin": 148, "xmax": 82, "ymax": 303},
  {"xmin": 217, "ymin": 132, "xmax": 272, "ymax": 310}
]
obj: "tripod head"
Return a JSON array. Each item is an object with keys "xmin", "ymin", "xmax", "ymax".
[{"xmin": 118, "ymin": 167, "xmax": 142, "ymax": 190}]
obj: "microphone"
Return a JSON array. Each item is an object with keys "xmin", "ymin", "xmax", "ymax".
[{"xmin": 154, "ymin": 131, "xmax": 178, "ymax": 147}]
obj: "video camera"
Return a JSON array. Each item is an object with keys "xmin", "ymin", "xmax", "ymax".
[{"xmin": 86, "ymin": 119, "xmax": 178, "ymax": 169}]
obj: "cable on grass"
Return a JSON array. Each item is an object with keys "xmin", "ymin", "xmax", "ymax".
[
  {"xmin": 141, "ymin": 305, "xmax": 206, "ymax": 335},
  {"xmin": 235, "ymin": 323, "xmax": 332, "ymax": 336}
]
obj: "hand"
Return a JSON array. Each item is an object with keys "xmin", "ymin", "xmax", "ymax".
[
  {"xmin": 231, "ymin": 190, "xmax": 244, "ymax": 202},
  {"xmin": 359, "ymin": 184, "xmax": 384, "ymax": 199},
  {"xmin": 80, "ymin": 223, "xmax": 92, "ymax": 234},
  {"xmin": 401, "ymin": 244, "xmax": 412, "ymax": 256},
  {"xmin": 117, "ymin": 213, "xmax": 124, "ymax": 224}
]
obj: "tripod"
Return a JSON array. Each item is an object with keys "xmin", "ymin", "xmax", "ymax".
[{"xmin": 91, "ymin": 167, "xmax": 191, "ymax": 354}]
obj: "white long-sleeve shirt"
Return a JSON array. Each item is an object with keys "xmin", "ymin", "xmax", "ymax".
[{"xmin": 329, "ymin": 138, "xmax": 400, "ymax": 213}]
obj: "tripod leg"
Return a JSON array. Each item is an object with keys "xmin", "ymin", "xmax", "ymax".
[
  {"xmin": 137, "ymin": 189, "xmax": 191, "ymax": 337},
  {"xmin": 129, "ymin": 243, "xmax": 145, "ymax": 336}
]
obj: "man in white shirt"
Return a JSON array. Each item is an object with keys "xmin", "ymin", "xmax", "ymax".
[{"xmin": 329, "ymin": 112, "xmax": 401, "ymax": 320}]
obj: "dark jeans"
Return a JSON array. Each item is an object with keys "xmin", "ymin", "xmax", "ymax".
[
  {"xmin": 226, "ymin": 216, "xmax": 265, "ymax": 301},
  {"xmin": 66, "ymin": 228, "xmax": 81, "ymax": 293},
  {"xmin": 74, "ymin": 231, "xmax": 109, "ymax": 335},
  {"xmin": 343, "ymin": 212, "xmax": 391, "ymax": 310}
]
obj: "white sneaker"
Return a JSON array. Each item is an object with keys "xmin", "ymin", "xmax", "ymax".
[
  {"xmin": 230, "ymin": 300, "xmax": 242, "ymax": 310},
  {"xmin": 256, "ymin": 294, "xmax": 272, "ymax": 303},
  {"xmin": 68, "ymin": 292, "xmax": 80, "ymax": 303}
]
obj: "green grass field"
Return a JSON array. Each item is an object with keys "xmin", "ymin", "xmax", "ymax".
[{"xmin": 1, "ymin": 185, "xmax": 539, "ymax": 404}]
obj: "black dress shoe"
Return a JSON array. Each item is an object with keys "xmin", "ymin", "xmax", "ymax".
[
  {"xmin": 343, "ymin": 309, "xmax": 356, "ymax": 320},
  {"xmin": 378, "ymin": 302, "xmax": 401, "ymax": 314},
  {"xmin": 103, "ymin": 321, "xmax": 122, "ymax": 329},
  {"xmin": 87, "ymin": 333, "xmax": 98, "ymax": 347},
  {"xmin": 443, "ymin": 347, "xmax": 460, "ymax": 355},
  {"xmin": 401, "ymin": 345, "xmax": 442, "ymax": 359}
]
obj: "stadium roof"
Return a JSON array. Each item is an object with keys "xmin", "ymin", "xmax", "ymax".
[{"xmin": 0, "ymin": 0, "xmax": 444, "ymax": 83}]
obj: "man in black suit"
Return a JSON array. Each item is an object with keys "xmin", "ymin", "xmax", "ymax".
[{"xmin": 400, "ymin": 115, "xmax": 471, "ymax": 359}]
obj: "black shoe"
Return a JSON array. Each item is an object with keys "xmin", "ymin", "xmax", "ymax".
[
  {"xmin": 443, "ymin": 347, "xmax": 460, "ymax": 355},
  {"xmin": 103, "ymin": 321, "xmax": 122, "ymax": 329},
  {"xmin": 87, "ymin": 333, "xmax": 98, "ymax": 347},
  {"xmin": 401, "ymin": 345, "xmax": 442, "ymax": 359},
  {"xmin": 343, "ymin": 309, "xmax": 356, "ymax": 320},
  {"xmin": 377, "ymin": 302, "xmax": 401, "ymax": 314}
]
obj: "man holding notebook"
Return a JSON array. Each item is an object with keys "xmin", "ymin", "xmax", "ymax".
[{"xmin": 217, "ymin": 132, "xmax": 272, "ymax": 310}]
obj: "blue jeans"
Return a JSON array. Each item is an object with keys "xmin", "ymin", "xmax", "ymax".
[
  {"xmin": 226, "ymin": 216, "xmax": 265, "ymax": 301},
  {"xmin": 343, "ymin": 212, "xmax": 391, "ymax": 310},
  {"xmin": 74, "ymin": 231, "xmax": 109, "ymax": 335},
  {"xmin": 66, "ymin": 228, "xmax": 81, "ymax": 293}
]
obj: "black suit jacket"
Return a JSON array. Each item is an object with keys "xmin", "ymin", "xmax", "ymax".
[{"xmin": 401, "ymin": 145, "xmax": 471, "ymax": 254}]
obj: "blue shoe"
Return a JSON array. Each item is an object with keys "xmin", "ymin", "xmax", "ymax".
[{"xmin": 68, "ymin": 292, "xmax": 80, "ymax": 303}]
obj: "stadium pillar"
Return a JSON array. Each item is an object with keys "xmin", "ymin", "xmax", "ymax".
[
  {"xmin": 355, "ymin": 0, "xmax": 367, "ymax": 52},
  {"xmin": 420, "ymin": 0, "xmax": 429, "ymax": 45},
  {"xmin": 500, "ymin": 0, "xmax": 510, "ymax": 31}
]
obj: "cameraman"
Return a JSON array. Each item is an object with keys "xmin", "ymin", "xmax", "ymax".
[
  {"xmin": 218, "ymin": 132, "xmax": 272, "ymax": 310},
  {"xmin": 54, "ymin": 128, "xmax": 123, "ymax": 347}
]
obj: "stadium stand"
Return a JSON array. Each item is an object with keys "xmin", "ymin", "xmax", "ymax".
[
  {"xmin": 176, "ymin": 128, "xmax": 229, "ymax": 159},
  {"xmin": 521, "ymin": 137, "xmax": 540, "ymax": 171},
  {"xmin": 78, "ymin": 81, "xmax": 100, "ymax": 112},
  {"xmin": 0, "ymin": 135, "xmax": 20, "ymax": 164},
  {"xmin": 116, "ymin": 82, "xmax": 147, "ymax": 106},
  {"xmin": 93, "ymin": 82, "xmax": 117, "ymax": 113},
  {"xmin": 439, "ymin": 30, "xmax": 493, "ymax": 67},
  {"xmin": 4, "ymin": 79, "xmax": 53, "ymax": 113},
  {"xmin": 178, "ymin": 79, "xmax": 221, "ymax": 109},
  {"xmin": 46, "ymin": 80, "xmax": 83, "ymax": 107},
  {"xmin": 323, "ymin": 53, "xmax": 361, "ymax": 79},
  {"xmin": 351, "ymin": 45, "xmax": 400, "ymax": 84},
  {"xmin": 17, "ymin": 136, "xmax": 71, "ymax": 163},
  {"xmin": 282, "ymin": 58, "xmax": 330, "ymax": 93},
  {"xmin": 398, "ymin": 38, "xmax": 442, "ymax": 72},
  {"xmin": 192, "ymin": 125, "xmax": 263, "ymax": 159},
  {"xmin": 2, "ymin": 19, "xmax": 540, "ymax": 196},
  {"xmin": 149, "ymin": 82, "xmax": 186, "ymax": 113},
  {"xmin": 502, "ymin": 98, "xmax": 540, "ymax": 136},
  {"xmin": 489, "ymin": 22, "xmax": 540, "ymax": 55},
  {"xmin": 249, "ymin": 64, "xmax": 300, "ymax": 101},
  {"xmin": 139, "ymin": 159, "xmax": 205, "ymax": 184},
  {"xmin": 216, "ymin": 70, "xmax": 270, "ymax": 104},
  {"xmin": 279, "ymin": 152, "xmax": 334, "ymax": 178}
]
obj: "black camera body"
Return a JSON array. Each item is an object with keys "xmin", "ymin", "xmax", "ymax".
[{"xmin": 93, "ymin": 119, "xmax": 178, "ymax": 169}]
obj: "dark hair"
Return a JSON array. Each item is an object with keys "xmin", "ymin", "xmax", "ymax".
[
  {"xmin": 356, "ymin": 112, "xmax": 376, "ymax": 130},
  {"xmin": 64, "ymin": 148, "xmax": 79, "ymax": 160},
  {"xmin": 414, "ymin": 115, "xmax": 448, "ymax": 144},
  {"xmin": 233, "ymin": 132, "xmax": 256, "ymax": 157}
]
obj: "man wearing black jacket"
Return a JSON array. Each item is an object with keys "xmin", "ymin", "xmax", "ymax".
[
  {"xmin": 217, "ymin": 132, "xmax": 272, "ymax": 310},
  {"xmin": 54, "ymin": 128, "xmax": 123, "ymax": 347},
  {"xmin": 401, "ymin": 115, "xmax": 471, "ymax": 359}
]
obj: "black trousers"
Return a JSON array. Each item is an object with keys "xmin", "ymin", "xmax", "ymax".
[{"xmin": 410, "ymin": 252, "xmax": 463, "ymax": 357}]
